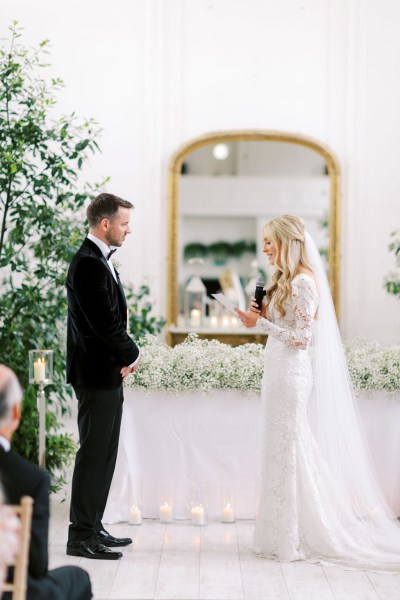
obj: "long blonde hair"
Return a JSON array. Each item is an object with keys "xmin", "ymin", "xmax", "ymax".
[{"xmin": 264, "ymin": 215, "xmax": 314, "ymax": 318}]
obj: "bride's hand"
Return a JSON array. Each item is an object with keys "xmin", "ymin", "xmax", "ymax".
[
  {"xmin": 234, "ymin": 307, "xmax": 260, "ymax": 328},
  {"xmin": 249, "ymin": 296, "xmax": 266, "ymax": 318}
]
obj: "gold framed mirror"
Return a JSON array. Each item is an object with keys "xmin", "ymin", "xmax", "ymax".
[{"xmin": 167, "ymin": 130, "xmax": 340, "ymax": 346}]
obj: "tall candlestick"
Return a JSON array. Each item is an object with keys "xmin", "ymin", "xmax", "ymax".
[{"xmin": 127, "ymin": 308, "xmax": 130, "ymax": 334}]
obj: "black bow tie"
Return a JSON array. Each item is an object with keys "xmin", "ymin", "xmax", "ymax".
[{"xmin": 107, "ymin": 249, "xmax": 117, "ymax": 261}]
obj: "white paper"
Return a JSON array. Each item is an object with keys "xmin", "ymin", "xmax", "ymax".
[{"xmin": 211, "ymin": 293, "xmax": 238, "ymax": 315}]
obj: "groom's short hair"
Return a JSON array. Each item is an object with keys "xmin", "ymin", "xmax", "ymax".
[{"xmin": 86, "ymin": 193, "xmax": 134, "ymax": 227}]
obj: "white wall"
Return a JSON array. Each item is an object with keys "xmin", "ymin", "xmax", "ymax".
[{"xmin": 2, "ymin": 0, "xmax": 400, "ymax": 343}]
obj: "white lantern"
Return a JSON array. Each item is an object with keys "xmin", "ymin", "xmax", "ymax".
[{"xmin": 184, "ymin": 276, "xmax": 206, "ymax": 327}]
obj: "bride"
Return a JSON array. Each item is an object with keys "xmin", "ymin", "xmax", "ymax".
[{"xmin": 235, "ymin": 214, "xmax": 400, "ymax": 571}]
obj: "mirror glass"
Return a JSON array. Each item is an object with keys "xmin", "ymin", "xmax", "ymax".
[{"xmin": 168, "ymin": 134, "xmax": 339, "ymax": 345}]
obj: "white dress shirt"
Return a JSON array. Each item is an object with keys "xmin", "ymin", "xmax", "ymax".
[
  {"xmin": 0, "ymin": 435, "xmax": 10, "ymax": 452},
  {"xmin": 86, "ymin": 234, "xmax": 140, "ymax": 369}
]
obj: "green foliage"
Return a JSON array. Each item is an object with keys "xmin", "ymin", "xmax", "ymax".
[
  {"xmin": 183, "ymin": 239, "xmax": 257, "ymax": 264},
  {"xmin": 125, "ymin": 284, "xmax": 166, "ymax": 341},
  {"xmin": 0, "ymin": 24, "xmax": 166, "ymax": 492},
  {"xmin": 0, "ymin": 23, "xmax": 106, "ymax": 489},
  {"xmin": 384, "ymin": 230, "xmax": 400, "ymax": 299},
  {"xmin": 183, "ymin": 242, "xmax": 208, "ymax": 260},
  {"xmin": 231, "ymin": 240, "xmax": 256, "ymax": 257}
]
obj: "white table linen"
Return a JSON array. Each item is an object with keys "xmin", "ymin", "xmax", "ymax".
[{"xmin": 104, "ymin": 389, "xmax": 400, "ymax": 523}]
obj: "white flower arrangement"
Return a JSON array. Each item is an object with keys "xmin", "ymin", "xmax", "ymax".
[
  {"xmin": 344, "ymin": 338, "xmax": 400, "ymax": 394},
  {"xmin": 125, "ymin": 333, "xmax": 264, "ymax": 394},
  {"xmin": 125, "ymin": 334, "xmax": 400, "ymax": 396}
]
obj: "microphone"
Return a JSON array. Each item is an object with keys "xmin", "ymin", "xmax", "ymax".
[{"xmin": 254, "ymin": 276, "xmax": 265, "ymax": 312}]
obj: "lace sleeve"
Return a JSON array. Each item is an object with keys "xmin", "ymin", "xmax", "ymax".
[{"xmin": 256, "ymin": 276, "xmax": 318, "ymax": 350}]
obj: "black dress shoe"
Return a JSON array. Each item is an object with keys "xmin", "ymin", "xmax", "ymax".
[
  {"xmin": 97, "ymin": 528, "xmax": 133, "ymax": 547},
  {"xmin": 67, "ymin": 538, "xmax": 122, "ymax": 560}
]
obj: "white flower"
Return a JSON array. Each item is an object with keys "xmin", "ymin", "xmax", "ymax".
[
  {"xmin": 124, "ymin": 333, "xmax": 264, "ymax": 394},
  {"xmin": 344, "ymin": 338, "xmax": 400, "ymax": 395},
  {"xmin": 124, "ymin": 334, "xmax": 400, "ymax": 397}
]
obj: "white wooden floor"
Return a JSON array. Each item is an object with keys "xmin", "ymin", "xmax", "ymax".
[{"xmin": 48, "ymin": 496, "xmax": 400, "ymax": 600}]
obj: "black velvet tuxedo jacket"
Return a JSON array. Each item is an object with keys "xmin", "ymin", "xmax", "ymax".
[
  {"xmin": 66, "ymin": 238, "xmax": 139, "ymax": 388},
  {"xmin": 0, "ymin": 447, "xmax": 51, "ymax": 596}
]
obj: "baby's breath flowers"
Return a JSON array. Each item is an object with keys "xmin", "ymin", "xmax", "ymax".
[
  {"xmin": 125, "ymin": 334, "xmax": 400, "ymax": 397},
  {"xmin": 124, "ymin": 333, "xmax": 264, "ymax": 394},
  {"xmin": 345, "ymin": 339, "xmax": 400, "ymax": 394}
]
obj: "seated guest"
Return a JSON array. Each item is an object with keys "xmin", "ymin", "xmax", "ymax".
[
  {"xmin": 0, "ymin": 489, "xmax": 20, "ymax": 588},
  {"xmin": 0, "ymin": 365, "xmax": 92, "ymax": 600}
]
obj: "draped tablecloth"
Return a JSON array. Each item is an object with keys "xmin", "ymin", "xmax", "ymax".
[{"xmin": 104, "ymin": 389, "xmax": 400, "ymax": 523}]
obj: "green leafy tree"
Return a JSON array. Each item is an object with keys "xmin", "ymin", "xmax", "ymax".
[
  {"xmin": 0, "ymin": 23, "xmax": 166, "ymax": 491},
  {"xmin": 126, "ymin": 283, "xmax": 166, "ymax": 340},
  {"xmin": 0, "ymin": 23, "xmax": 105, "ymax": 488}
]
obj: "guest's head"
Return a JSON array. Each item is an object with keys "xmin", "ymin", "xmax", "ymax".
[
  {"xmin": 263, "ymin": 215, "xmax": 313, "ymax": 317},
  {"xmin": 0, "ymin": 365, "xmax": 23, "ymax": 441},
  {"xmin": 86, "ymin": 193, "xmax": 134, "ymax": 248}
]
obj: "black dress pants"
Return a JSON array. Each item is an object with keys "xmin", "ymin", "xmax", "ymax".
[{"xmin": 68, "ymin": 385, "xmax": 123, "ymax": 542}]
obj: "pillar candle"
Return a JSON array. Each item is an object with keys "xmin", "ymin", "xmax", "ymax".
[
  {"xmin": 190, "ymin": 309, "xmax": 201, "ymax": 327},
  {"xmin": 191, "ymin": 505, "xmax": 205, "ymax": 526},
  {"xmin": 159, "ymin": 502, "xmax": 173, "ymax": 523},
  {"xmin": 129, "ymin": 505, "xmax": 142, "ymax": 525},
  {"xmin": 221, "ymin": 503, "xmax": 235, "ymax": 523},
  {"xmin": 34, "ymin": 359, "xmax": 46, "ymax": 384},
  {"xmin": 222, "ymin": 316, "xmax": 230, "ymax": 327}
]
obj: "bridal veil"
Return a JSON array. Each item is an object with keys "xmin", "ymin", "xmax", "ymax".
[{"xmin": 305, "ymin": 231, "xmax": 400, "ymax": 570}]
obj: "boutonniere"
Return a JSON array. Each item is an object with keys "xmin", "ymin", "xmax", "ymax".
[{"xmin": 112, "ymin": 259, "xmax": 121, "ymax": 282}]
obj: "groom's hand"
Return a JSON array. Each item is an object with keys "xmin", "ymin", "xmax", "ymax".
[{"xmin": 120, "ymin": 358, "xmax": 141, "ymax": 380}]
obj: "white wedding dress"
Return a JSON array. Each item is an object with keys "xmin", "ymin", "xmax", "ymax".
[{"xmin": 252, "ymin": 270, "xmax": 400, "ymax": 572}]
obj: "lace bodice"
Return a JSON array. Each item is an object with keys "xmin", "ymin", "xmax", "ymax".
[{"xmin": 256, "ymin": 274, "xmax": 318, "ymax": 350}]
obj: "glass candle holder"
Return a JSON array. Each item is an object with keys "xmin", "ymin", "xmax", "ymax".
[
  {"xmin": 28, "ymin": 350, "xmax": 53, "ymax": 385},
  {"xmin": 190, "ymin": 484, "xmax": 208, "ymax": 526},
  {"xmin": 159, "ymin": 482, "xmax": 174, "ymax": 524}
]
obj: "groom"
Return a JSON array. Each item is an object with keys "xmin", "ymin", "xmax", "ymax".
[{"xmin": 66, "ymin": 193, "xmax": 141, "ymax": 560}]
